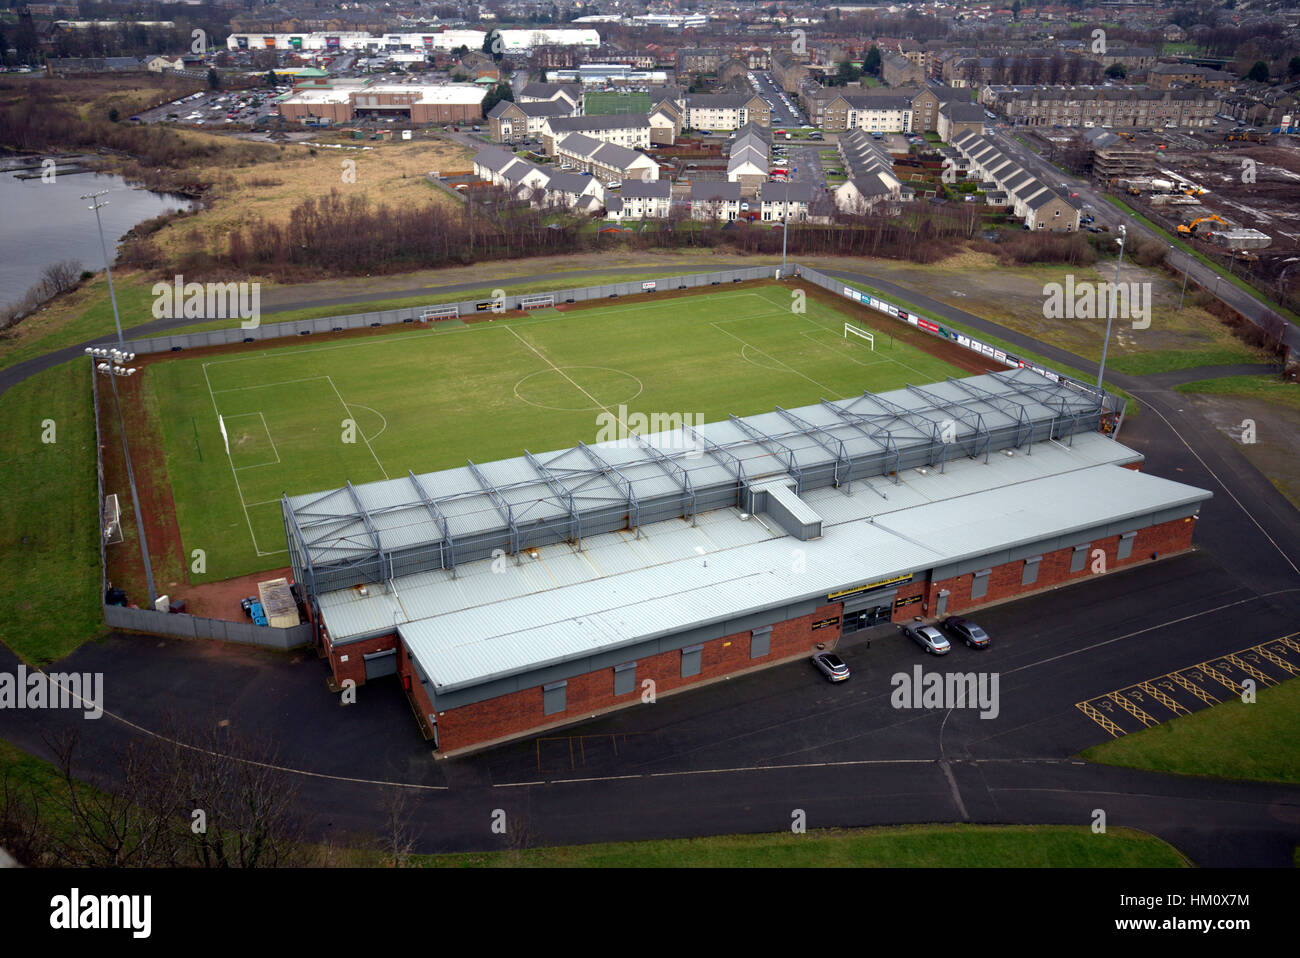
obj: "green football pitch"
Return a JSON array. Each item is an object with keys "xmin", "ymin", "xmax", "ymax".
[
  {"xmin": 581, "ymin": 91, "xmax": 653, "ymax": 115},
  {"xmin": 147, "ymin": 282, "xmax": 966, "ymax": 583}
]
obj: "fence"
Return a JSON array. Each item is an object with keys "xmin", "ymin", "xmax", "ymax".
[
  {"xmin": 102, "ymin": 604, "xmax": 313, "ymax": 650},
  {"xmin": 112, "ymin": 265, "xmax": 785, "ymax": 356},
  {"xmin": 795, "ymin": 265, "xmax": 1118, "ymax": 411}
]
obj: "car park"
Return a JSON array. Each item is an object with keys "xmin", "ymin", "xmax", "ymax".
[
  {"xmin": 942, "ymin": 617, "xmax": 990, "ymax": 649},
  {"xmin": 811, "ymin": 651, "xmax": 850, "ymax": 682},
  {"xmin": 902, "ymin": 624, "xmax": 951, "ymax": 655}
]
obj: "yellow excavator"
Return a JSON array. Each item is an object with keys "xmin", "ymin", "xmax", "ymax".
[{"xmin": 1176, "ymin": 214, "xmax": 1228, "ymax": 235}]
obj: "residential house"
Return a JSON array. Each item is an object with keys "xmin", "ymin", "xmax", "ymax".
[
  {"xmin": 541, "ymin": 114, "xmax": 652, "ymax": 153},
  {"xmin": 554, "ymin": 133, "xmax": 659, "ymax": 184},
  {"xmin": 686, "ymin": 93, "xmax": 770, "ymax": 131},
  {"xmin": 689, "ymin": 181, "xmax": 744, "ymax": 220}
]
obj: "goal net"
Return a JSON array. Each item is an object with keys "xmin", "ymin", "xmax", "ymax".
[
  {"xmin": 844, "ymin": 323, "xmax": 874, "ymax": 350},
  {"xmin": 103, "ymin": 493, "xmax": 123, "ymax": 545},
  {"xmin": 519, "ymin": 293, "xmax": 556, "ymax": 310},
  {"xmin": 422, "ymin": 304, "xmax": 459, "ymax": 322}
]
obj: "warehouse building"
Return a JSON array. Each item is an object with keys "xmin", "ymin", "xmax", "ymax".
[
  {"xmin": 276, "ymin": 83, "xmax": 486, "ymax": 125},
  {"xmin": 282, "ymin": 368, "xmax": 1210, "ymax": 754}
]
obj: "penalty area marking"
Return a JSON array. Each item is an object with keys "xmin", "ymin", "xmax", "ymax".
[{"xmin": 202, "ymin": 365, "xmax": 285, "ymax": 557}]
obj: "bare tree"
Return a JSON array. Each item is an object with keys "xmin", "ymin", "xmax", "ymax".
[
  {"xmin": 375, "ymin": 786, "xmax": 417, "ymax": 867},
  {"xmin": 41, "ymin": 259, "xmax": 82, "ymax": 296},
  {"xmin": 44, "ymin": 729, "xmax": 181, "ymax": 868}
]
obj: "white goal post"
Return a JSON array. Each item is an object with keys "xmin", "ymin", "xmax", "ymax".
[
  {"xmin": 103, "ymin": 493, "xmax": 123, "ymax": 544},
  {"xmin": 844, "ymin": 323, "xmax": 874, "ymax": 350},
  {"xmin": 519, "ymin": 293, "xmax": 555, "ymax": 310},
  {"xmin": 421, "ymin": 304, "xmax": 459, "ymax": 322}
]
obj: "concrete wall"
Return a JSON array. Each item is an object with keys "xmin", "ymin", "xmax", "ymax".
[{"xmin": 103, "ymin": 603, "xmax": 313, "ymax": 649}]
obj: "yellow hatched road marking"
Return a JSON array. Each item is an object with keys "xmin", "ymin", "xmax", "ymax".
[
  {"xmin": 1196, "ymin": 661, "xmax": 1241, "ymax": 694},
  {"xmin": 1169, "ymin": 670, "xmax": 1220, "ymax": 706},
  {"xmin": 1224, "ymin": 653, "xmax": 1276, "ymax": 688},
  {"xmin": 1076, "ymin": 700, "xmax": 1124, "ymax": 738},
  {"xmin": 1107, "ymin": 691, "xmax": 1156, "ymax": 727},
  {"xmin": 1253, "ymin": 643, "xmax": 1299, "ymax": 676},
  {"xmin": 1137, "ymin": 681, "xmax": 1190, "ymax": 716}
]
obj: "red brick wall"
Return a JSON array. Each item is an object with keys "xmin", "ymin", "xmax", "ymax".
[
  {"xmin": 378, "ymin": 514, "xmax": 1198, "ymax": 751},
  {"xmin": 421, "ymin": 603, "xmax": 842, "ymax": 753},
  {"xmin": 890, "ymin": 580, "xmax": 929, "ymax": 622},
  {"xmin": 328, "ymin": 632, "xmax": 398, "ymax": 688},
  {"xmin": 924, "ymin": 516, "xmax": 1196, "ymax": 616}
]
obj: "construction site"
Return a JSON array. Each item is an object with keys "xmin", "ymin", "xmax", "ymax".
[{"xmin": 1043, "ymin": 125, "xmax": 1300, "ymax": 311}]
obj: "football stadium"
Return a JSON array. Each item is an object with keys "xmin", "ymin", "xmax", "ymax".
[{"xmin": 96, "ymin": 268, "xmax": 1210, "ymax": 753}]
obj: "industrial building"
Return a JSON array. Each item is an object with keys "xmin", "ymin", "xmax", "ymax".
[
  {"xmin": 226, "ymin": 29, "xmax": 600, "ymax": 54},
  {"xmin": 276, "ymin": 83, "xmax": 487, "ymax": 125},
  {"xmin": 282, "ymin": 368, "xmax": 1210, "ymax": 754}
]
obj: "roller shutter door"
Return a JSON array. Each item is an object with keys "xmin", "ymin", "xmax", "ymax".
[{"xmin": 363, "ymin": 649, "xmax": 397, "ymax": 679}]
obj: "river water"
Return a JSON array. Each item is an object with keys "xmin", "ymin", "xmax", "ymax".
[{"xmin": 0, "ymin": 164, "xmax": 194, "ymax": 306}]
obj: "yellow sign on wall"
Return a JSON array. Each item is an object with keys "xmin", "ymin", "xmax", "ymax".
[{"xmin": 828, "ymin": 573, "xmax": 913, "ymax": 602}]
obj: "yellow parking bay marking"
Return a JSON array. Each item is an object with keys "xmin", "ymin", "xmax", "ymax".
[
  {"xmin": 1075, "ymin": 634, "xmax": 1298, "ymax": 739},
  {"xmin": 1224, "ymin": 652, "xmax": 1276, "ymax": 689},
  {"xmin": 1169, "ymin": 670, "xmax": 1221, "ymax": 706},
  {"xmin": 1106, "ymin": 691, "xmax": 1157, "ymax": 728},
  {"xmin": 1076, "ymin": 700, "xmax": 1124, "ymax": 738},
  {"xmin": 1137, "ymin": 680, "xmax": 1190, "ymax": 717}
]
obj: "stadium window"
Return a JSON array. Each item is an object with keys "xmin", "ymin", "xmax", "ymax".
[
  {"xmin": 681, "ymin": 644, "xmax": 703, "ymax": 678},
  {"xmin": 751, "ymin": 627, "xmax": 771, "ymax": 659},
  {"xmin": 1022, "ymin": 556, "xmax": 1042, "ymax": 586},
  {"xmin": 614, "ymin": 661, "xmax": 637, "ymax": 697},
  {"xmin": 971, "ymin": 569, "xmax": 992, "ymax": 601},
  {"xmin": 543, "ymin": 680, "xmax": 567, "ymax": 716}
]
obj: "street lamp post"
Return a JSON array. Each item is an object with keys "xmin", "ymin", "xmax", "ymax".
[
  {"xmin": 1096, "ymin": 224, "xmax": 1126, "ymax": 400},
  {"xmin": 781, "ymin": 205, "xmax": 788, "ymax": 276},
  {"xmin": 81, "ymin": 190, "xmax": 126, "ymax": 349},
  {"xmin": 87, "ymin": 348, "xmax": 157, "ymax": 608}
]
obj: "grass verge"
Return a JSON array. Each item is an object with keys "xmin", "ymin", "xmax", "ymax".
[
  {"xmin": 1173, "ymin": 374, "xmax": 1300, "ymax": 411},
  {"xmin": 0, "ymin": 360, "xmax": 105, "ymax": 665},
  {"xmin": 417, "ymin": 824, "xmax": 1188, "ymax": 867}
]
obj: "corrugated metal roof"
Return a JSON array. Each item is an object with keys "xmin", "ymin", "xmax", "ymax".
[
  {"xmin": 287, "ymin": 369, "xmax": 1113, "ymax": 583},
  {"xmin": 323, "ymin": 429, "xmax": 1200, "ymax": 690}
]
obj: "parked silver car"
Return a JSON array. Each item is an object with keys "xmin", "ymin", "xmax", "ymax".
[
  {"xmin": 902, "ymin": 624, "xmax": 951, "ymax": 655},
  {"xmin": 811, "ymin": 651, "xmax": 850, "ymax": 682}
]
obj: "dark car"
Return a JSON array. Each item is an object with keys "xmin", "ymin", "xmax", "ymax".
[
  {"xmin": 943, "ymin": 617, "xmax": 991, "ymax": 649},
  {"xmin": 811, "ymin": 651, "xmax": 850, "ymax": 682}
]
